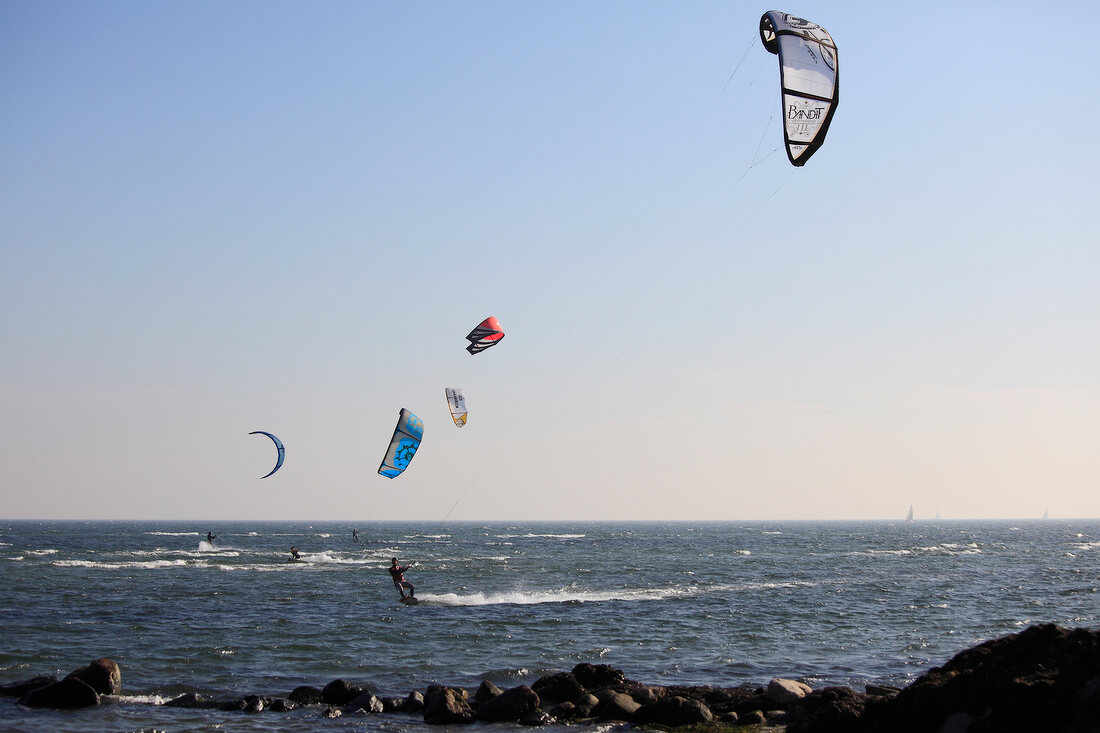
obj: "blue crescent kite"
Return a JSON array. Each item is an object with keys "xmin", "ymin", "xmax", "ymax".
[
  {"xmin": 378, "ymin": 409, "xmax": 424, "ymax": 479},
  {"xmin": 249, "ymin": 431, "xmax": 285, "ymax": 479}
]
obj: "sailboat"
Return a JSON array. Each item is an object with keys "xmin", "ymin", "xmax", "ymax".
[
  {"xmin": 1042, "ymin": 508, "xmax": 1049, "ymax": 520},
  {"xmin": 935, "ymin": 508, "xmax": 941, "ymax": 520},
  {"xmin": 905, "ymin": 504, "xmax": 914, "ymax": 522}
]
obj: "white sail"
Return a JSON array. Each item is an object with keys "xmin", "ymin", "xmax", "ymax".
[
  {"xmin": 445, "ymin": 387, "xmax": 467, "ymax": 428},
  {"xmin": 905, "ymin": 504, "xmax": 914, "ymax": 522}
]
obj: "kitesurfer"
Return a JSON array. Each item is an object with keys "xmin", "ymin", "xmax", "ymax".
[
  {"xmin": 207, "ymin": 531, "xmax": 217, "ymax": 544},
  {"xmin": 389, "ymin": 557, "xmax": 414, "ymax": 598},
  {"xmin": 352, "ymin": 529, "xmax": 359, "ymax": 543},
  {"xmin": 289, "ymin": 546, "xmax": 301, "ymax": 561}
]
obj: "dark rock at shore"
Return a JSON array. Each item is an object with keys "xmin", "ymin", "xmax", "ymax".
[
  {"xmin": 630, "ymin": 684, "xmax": 668, "ymax": 705},
  {"xmin": 401, "ymin": 689, "xmax": 425, "ymax": 713},
  {"xmin": 572, "ymin": 663, "xmax": 626, "ymax": 690},
  {"xmin": 473, "ymin": 679, "xmax": 503, "ymax": 706},
  {"xmin": 0, "ymin": 676, "xmax": 56, "ymax": 698},
  {"xmin": 243, "ymin": 695, "xmax": 265, "ymax": 713},
  {"xmin": 476, "ymin": 684, "xmax": 540, "ymax": 722},
  {"xmin": 344, "ymin": 691, "xmax": 384, "ymax": 714},
  {"xmin": 66, "ymin": 658, "xmax": 121, "ymax": 696},
  {"xmin": 786, "ymin": 686, "xmax": 868, "ymax": 733},
  {"xmin": 165, "ymin": 692, "xmax": 205, "ymax": 708},
  {"xmin": 594, "ymin": 690, "xmax": 640, "ymax": 720},
  {"xmin": 740, "ymin": 708, "xmax": 767, "ymax": 725},
  {"xmin": 521, "ymin": 709, "xmax": 552, "ymax": 726},
  {"xmin": 321, "ymin": 678, "xmax": 367, "ymax": 705},
  {"xmin": 632, "ymin": 694, "xmax": 714, "ymax": 726},
  {"xmin": 20, "ymin": 677, "xmax": 100, "ymax": 709},
  {"xmin": 862, "ymin": 623, "xmax": 1100, "ymax": 733},
  {"xmin": 268, "ymin": 697, "xmax": 296, "ymax": 712},
  {"xmin": 532, "ymin": 672, "xmax": 586, "ymax": 703},
  {"xmin": 549, "ymin": 701, "xmax": 578, "ymax": 720},
  {"xmin": 288, "ymin": 685, "xmax": 323, "ymax": 704},
  {"xmin": 423, "ymin": 685, "xmax": 474, "ymax": 724}
]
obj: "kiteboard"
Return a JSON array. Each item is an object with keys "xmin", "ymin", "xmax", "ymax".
[{"xmin": 400, "ymin": 596, "xmax": 420, "ymax": 606}]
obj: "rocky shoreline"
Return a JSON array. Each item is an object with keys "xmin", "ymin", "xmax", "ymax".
[{"xmin": 3, "ymin": 624, "xmax": 1098, "ymax": 732}]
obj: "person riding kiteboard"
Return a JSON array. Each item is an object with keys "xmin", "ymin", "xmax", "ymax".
[{"xmin": 388, "ymin": 557, "xmax": 414, "ymax": 599}]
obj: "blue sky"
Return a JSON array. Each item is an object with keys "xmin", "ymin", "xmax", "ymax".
[{"xmin": 2, "ymin": 1, "xmax": 1097, "ymax": 520}]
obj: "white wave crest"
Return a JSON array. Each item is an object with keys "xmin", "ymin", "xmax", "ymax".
[
  {"xmin": 55, "ymin": 559, "xmax": 192, "ymax": 570},
  {"xmin": 146, "ymin": 532, "xmax": 200, "ymax": 536},
  {"xmin": 493, "ymin": 533, "xmax": 586, "ymax": 539},
  {"xmin": 420, "ymin": 586, "xmax": 679, "ymax": 607}
]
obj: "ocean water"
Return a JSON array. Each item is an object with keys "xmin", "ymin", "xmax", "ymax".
[{"xmin": 1, "ymin": 520, "xmax": 1097, "ymax": 731}]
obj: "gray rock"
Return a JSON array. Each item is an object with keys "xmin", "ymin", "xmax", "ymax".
[
  {"xmin": 268, "ymin": 698, "xmax": 296, "ymax": 712},
  {"xmin": 288, "ymin": 685, "xmax": 323, "ymax": 705},
  {"xmin": 379, "ymin": 695, "xmax": 405, "ymax": 712},
  {"xmin": 243, "ymin": 695, "xmax": 265, "ymax": 713},
  {"xmin": 767, "ymin": 677, "xmax": 812, "ymax": 704},
  {"xmin": 718, "ymin": 710, "xmax": 739, "ymax": 723},
  {"xmin": 20, "ymin": 677, "xmax": 100, "ymax": 709},
  {"xmin": 401, "ymin": 689, "xmax": 425, "ymax": 713},
  {"xmin": 572, "ymin": 663, "xmax": 626, "ymax": 690},
  {"xmin": 321, "ymin": 706, "xmax": 342, "ymax": 718},
  {"xmin": 595, "ymin": 691, "xmax": 641, "ymax": 720},
  {"xmin": 66, "ymin": 658, "xmax": 121, "ymax": 696},
  {"xmin": 631, "ymin": 685, "xmax": 667, "ymax": 705},
  {"xmin": 741, "ymin": 709, "xmax": 767, "ymax": 725},
  {"xmin": 476, "ymin": 685, "xmax": 540, "ymax": 722},
  {"xmin": 766, "ymin": 708, "xmax": 790, "ymax": 722},
  {"xmin": 577, "ymin": 693, "xmax": 599, "ymax": 710},
  {"xmin": 473, "ymin": 679, "xmax": 503, "ymax": 706},
  {"xmin": 632, "ymin": 694, "xmax": 714, "ymax": 726}
]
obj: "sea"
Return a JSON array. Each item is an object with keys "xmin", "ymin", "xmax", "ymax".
[{"xmin": 1, "ymin": 520, "xmax": 1097, "ymax": 732}]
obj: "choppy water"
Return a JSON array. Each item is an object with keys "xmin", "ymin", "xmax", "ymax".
[{"xmin": 1, "ymin": 520, "xmax": 1097, "ymax": 731}]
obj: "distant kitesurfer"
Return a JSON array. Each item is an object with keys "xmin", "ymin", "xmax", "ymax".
[
  {"xmin": 389, "ymin": 557, "xmax": 414, "ymax": 598},
  {"xmin": 352, "ymin": 529, "xmax": 359, "ymax": 543},
  {"xmin": 207, "ymin": 531, "xmax": 217, "ymax": 544},
  {"xmin": 290, "ymin": 546, "xmax": 301, "ymax": 561}
]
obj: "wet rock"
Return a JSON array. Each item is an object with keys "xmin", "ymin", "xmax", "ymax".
[
  {"xmin": 401, "ymin": 689, "xmax": 425, "ymax": 713},
  {"xmin": 0, "ymin": 676, "xmax": 57, "ymax": 698},
  {"xmin": 379, "ymin": 695, "xmax": 405, "ymax": 712},
  {"xmin": 476, "ymin": 684, "xmax": 540, "ymax": 722},
  {"xmin": 862, "ymin": 624, "xmax": 1100, "ymax": 733},
  {"xmin": 572, "ymin": 663, "xmax": 626, "ymax": 690},
  {"xmin": 20, "ymin": 677, "xmax": 100, "ymax": 709},
  {"xmin": 865, "ymin": 683, "xmax": 901, "ymax": 697},
  {"xmin": 595, "ymin": 691, "xmax": 640, "ymax": 720},
  {"xmin": 423, "ymin": 685, "xmax": 474, "ymax": 724},
  {"xmin": 66, "ymin": 658, "xmax": 121, "ymax": 696},
  {"xmin": 632, "ymin": 694, "xmax": 714, "ymax": 726},
  {"xmin": 767, "ymin": 677, "xmax": 812, "ymax": 703},
  {"xmin": 321, "ymin": 706, "xmax": 342, "ymax": 718},
  {"xmin": 322, "ymin": 678, "xmax": 365, "ymax": 705},
  {"xmin": 268, "ymin": 698, "xmax": 296, "ymax": 712},
  {"xmin": 575, "ymin": 692, "xmax": 599, "ymax": 714},
  {"xmin": 344, "ymin": 691, "xmax": 383, "ymax": 714},
  {"xmin": 288, "ymin": 685, "xmax": 323, "ymax": 705},
  {"xmin": 218, "ymin": 697, "xmax": 248, "ymax": 711},
  {"xmin": 549, "ymin": 701, "xmax": 578, "ymax": 720},
  {"xmin": 165, "ymin": 692, "xmax": 204, "ymax": 708},
  {"xmin": 243, "ymin": 695, "xmax": 265, "ymax": 713},
  {"xmin": 532, "ymin": 672, "xmax": 586, "ymax": 703},
  {"xmin": 473, "ymin": 679, "xmax": 503, "ymax": 706}
]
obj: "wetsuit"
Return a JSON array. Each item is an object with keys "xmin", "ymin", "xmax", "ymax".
[
  {"xmin": 207, "ymin": 532, "xmax": 216, "ymax": 543},
  {"xmin": 389, "ymin": 564, "xmax": 414, "ymax": 597}
]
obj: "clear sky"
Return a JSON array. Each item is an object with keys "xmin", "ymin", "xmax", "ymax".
[{"xmin": 2, "ymin": 1, "xmax": 1097, "ymax": 521}]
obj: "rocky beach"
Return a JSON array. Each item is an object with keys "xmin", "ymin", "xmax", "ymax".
[{"xmin": 4, "ymin": 624, "xmax": 1098, "ymax": 732}]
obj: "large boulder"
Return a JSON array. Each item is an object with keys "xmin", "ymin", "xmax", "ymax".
[
  {"xmin": 532, "ymin": 672, "xmax": 586, "ymax": 703},
  {"xmin": 20, "ymin": 677, "xmax": 100, "ymax": 709},
  {"xmin": 401, "ymin": 689, "xmax": 425, "ymax": 713},
  {"xmin": 476, "ymin": 685, "xmax": 540, "ymax": 722},
  {"xmin": 768, "ymin": 677, "xmax": 812, "ymax": 704},
  {"xmin": 423, "ymin": 685, "xmax": 474, "ymax": 725},
  {"xmin": 66, "ymin": 658, "xmax": 121, "ymax": 696},
  {"xmin": 862, "ymin": 624, "xmax": 1100, "ymax": 733},
  {"xmin": 633, "ymin": 694, "xmax": 714, "ymax": 726},
  {"xmin": 572, "ymin": 663, "xmax": 626, "ymax": 690},
  {"xmin": 344, "ymin": 691, "xmax": 384, "ymax": 713},
  {"xmin": 0, "ymin": 676, "xmax": 57, "ymax": 698}
]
